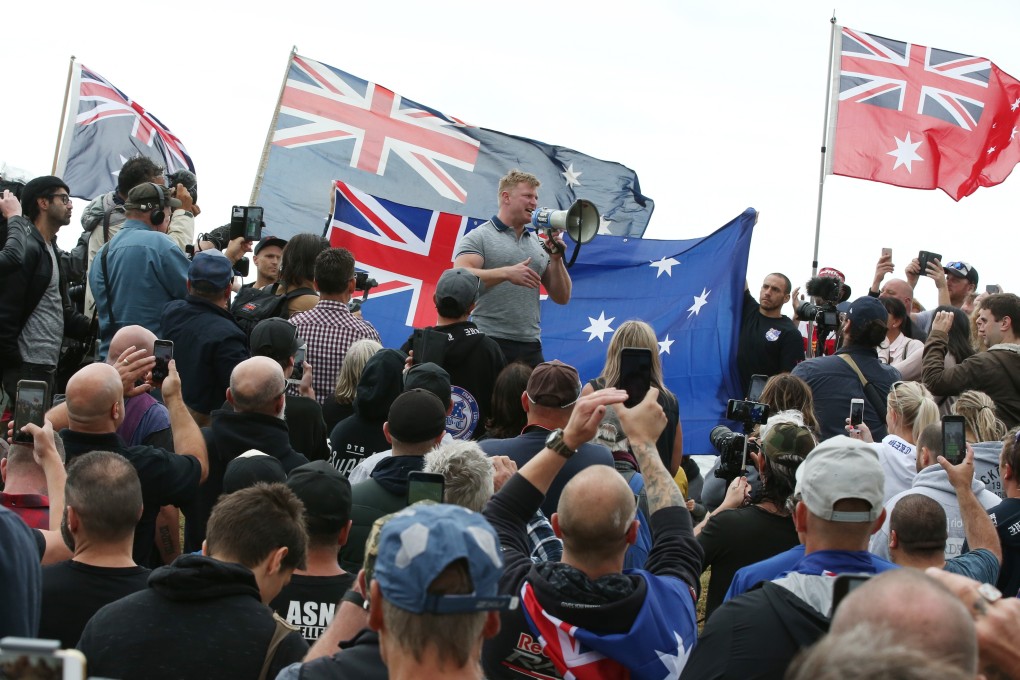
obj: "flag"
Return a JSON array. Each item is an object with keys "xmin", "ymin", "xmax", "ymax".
[
  {"xmin": 57, "ymin": 61, "xmax": 195, "ymax": 200},
  {"xmin": 827, "ymin": 26, "xmax": 1020, "ymax": 199},
  {"xmin": 253, "ymin": 53, "xmax": 653, "ymax": 240},
  {"xmin": 328, "ymin": 181, "xmax": 755, "ymax": 453}
]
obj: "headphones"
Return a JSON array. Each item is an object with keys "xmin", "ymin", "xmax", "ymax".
[{"xmin": 139, "ymin": 182, "xmax": 169, "ymax": 225}]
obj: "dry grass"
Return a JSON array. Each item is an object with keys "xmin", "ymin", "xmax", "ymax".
[{"xmin": 697, "ymin": 568, "xmax": 710, "ymax": 632}]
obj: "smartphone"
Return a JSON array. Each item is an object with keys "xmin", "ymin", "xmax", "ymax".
[
  {"xmin": 727, "ymin": 399, "xmax": 769, "ymax": 424},
  {"xmin": 13, "ymin": 380, "xmax": 50, "ymax": 444},
  {"xmin": 747, "ymin": 374, "xmax": 768, "ymax": 402},
  {"xmin": 288, "ymin": 345, "xmax": 306, "ymax": 385},
  {"xmin": 986, "ymin": 284, "xmax": 1002, "ymax": 294},
  {"xmin": 411, "ymin": 328, "xmax": 448, "ymax": 366},
  {"xmin": 152, "ymin": 339, "xmax": 173, "ymax": 383},
  {"xmin": 831, "ymin": 573, "xmax": 871, "ymax": 611},
  {"xmin": 942, "ymin": 415, "xmax": 967, "ymax": 465},
  {"xmin": 0, "ymin": 637, "xmax": 86, "ymax": 679},
  {"xmin": 407, "ymin": 471, "xmax": 445, "ymax": 505},
  {"xmin": 917, "ymin": 250, "xmax": 942, "ymax": 277},
  {"xmin": 881, "ymin": 247, "xmax": 892, "ymax": 259},
  {"xmin": 618, "ymin": 347, "xmax": 653, "ymax": 408},
  {"xmin": 230, "ymin": 205, "xmax": 264, "ymax": 242},
  {"xmin": 849, "ymin": 398, "xmax": 865, "ymax": 434}
]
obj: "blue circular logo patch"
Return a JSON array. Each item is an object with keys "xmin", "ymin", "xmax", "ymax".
[{"xmin": 447, "ymin": 385, "xmax": 480, "ymax": 440}]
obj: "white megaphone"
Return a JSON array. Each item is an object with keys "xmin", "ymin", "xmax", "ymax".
[{"xmin": 530, "ymin": 199, "xmax": 600, "ymax": 267}]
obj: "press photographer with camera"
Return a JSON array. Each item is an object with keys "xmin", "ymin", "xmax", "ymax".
[
  {"xmin": 696, "ymin": 412, "xmax": 815, "ymax": 619},
  {"xmin": 792, "ymin": 296, "xmax": 900, "ymax": 441}
]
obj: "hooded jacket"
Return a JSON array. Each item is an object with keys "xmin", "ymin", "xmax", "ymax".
[
  {"xmin": 973, "ymin": 440, "xmax": 1005, "ymax": 499},
  {"xmin": 923, "ymin": 331, "xmax": 1020, "ymax": 428},
  {"xmin": 871, "ymin": 434, "xmax": 917, "ymax": 503},
  {"xmin": 989, "ymin": 497, "xmax": 1020, "ymax": 596},
  {"xmin": 184, "ymin": 410, "xmax": 309, "ymax": 552},
  {"xmin": 328, "ymin": 349, "xmax": 405, "ymax": 476},
  {"xmin": 871, "ymin": 464, "xmax": 1002, "ymax": 561},
  {"xmin": 77, "ymin": 554, "xmax": 307, "ymax": 680}
]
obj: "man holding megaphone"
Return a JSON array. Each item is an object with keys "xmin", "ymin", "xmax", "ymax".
[{"xmin": 454, "ymin": 169, "xmax": 573, "ymax": 367}]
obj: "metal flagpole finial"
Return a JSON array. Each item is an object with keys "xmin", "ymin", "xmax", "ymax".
[{"xmin": 830, "ymin": 11, "xmax": 836, "ymax": 24}]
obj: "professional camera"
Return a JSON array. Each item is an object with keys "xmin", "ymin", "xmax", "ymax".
[
  {"xmin": 167, "ymin": 169, "xmax": 198, "ymax": 203},
  {"xmin": 794, "ymin": 274, "xmax": 847, "ymax": 343},
  {"xmin": 711, "ymin": 426, "xmax": 760, "ymax": 480},
  {"xmin": 348, "ymin": 271, "xmax": 378, "ymax": 314},
  {"xmin": 0, "ymin": 177, "xmax": 25, "ymax": 232}
]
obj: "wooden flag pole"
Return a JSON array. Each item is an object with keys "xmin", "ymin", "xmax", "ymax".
[{"xmin": 250, "ymin": 47, "xmax": 297, "ymax": 205}]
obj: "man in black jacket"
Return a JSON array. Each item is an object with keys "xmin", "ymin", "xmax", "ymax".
[
  {"xmin": 482, "ymin": 386, "xmax": 703, "ymax": 679},
  {"xmin": 78, "ymin": 483, "xmax": 309, "ymax": 680},
  {"xmin": 0, "ymin": 176, "xmax": 90, "ymax": 402}
]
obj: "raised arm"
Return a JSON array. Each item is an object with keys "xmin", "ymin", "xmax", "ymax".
[
  {"xmin": 616, "ymin": 389, "xmax": 677, "ymax": 513},
  {"xmin": 160, "ymin": 360, "xmax": 209, "ymax": 482},
  {"xmin": 942, "ymin": 445, "xmax": 1002, "ymax": 566}
]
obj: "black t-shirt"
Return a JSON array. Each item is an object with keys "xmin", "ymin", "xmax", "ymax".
[
  {"xmin": 736, "ymin": 290, "xmax": 804, "ymax": 394},
  {"xmin": 39, "ymin": 560, "xmax": 150, "ymax": 647},
  {"xmin": 269, "ymin": 572, "xmax": 356, "ymax": 643},
  {"xmin": 991, "ymin": 497, "xmax": 1020, "ymax": 597},
  {"xmin": 697, "ymin": 504, "xmax": 800, "ymax": 619}
]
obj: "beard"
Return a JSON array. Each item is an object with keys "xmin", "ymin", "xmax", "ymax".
[{"xmin": 60, "ymin": 506, "xmax": 75, "ymax": 552}]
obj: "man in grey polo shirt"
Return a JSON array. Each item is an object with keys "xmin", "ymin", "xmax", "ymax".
[{"xmin": 453, "ymin": 169, "xmax": 572, "ymax": 367}]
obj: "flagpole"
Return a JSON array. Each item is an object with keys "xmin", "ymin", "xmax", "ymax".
[
  {"xmin": 250, "ymin": 46, "xmax": 297, "ymax": 205},
  {"xmin": 51, "ymin": 55, "xmax": 76, "ymax": 174},
  {"xmin": 806, "ymin": 15, "xmax": 839, "ymax": 358}
]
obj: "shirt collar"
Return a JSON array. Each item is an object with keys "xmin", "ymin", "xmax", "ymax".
[{"xmin": 491, "ymin": 215, "xmax": 531, "ymax": 237}]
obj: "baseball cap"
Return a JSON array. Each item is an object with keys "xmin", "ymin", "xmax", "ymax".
[
  {"xmin": 189, "ymin": 250, "xmax": 234, "ymax": 289},
  {"xmin": 434, "ymin": 267, "xmax": 479, "ymax": 316},
  {"xmin": 250, "ymin": 317, "xmax": 301, "ymax": 359},
  {"xmin": 794, "ymin": 436, "xmax": 884, "ymax": 522},
  {"xmin": 286, "ymin": 460, "xmax": 352, "ymax": 529},
  {"xmin": 387, "ymin": 389, "xmax": 448, "ymax": 443},
  {"xmin": 20, "ymin": 176, "xmax": 69, "ymax": 211},
  {"xmin": 404, "ymin": 362, "xmax": 452, "ymax": 408},
  {"xmin": 846, "ymin": 296, "xmax": 888, "ymax": 327},
  {"xmin": 254, "ymin": 236, "xmax": 287, "ymax": 255},
  {"xmin": 124, "ymin": 182, "xmax": 182, "ymax": 211},
  {"xmin": 526, "ymin": 360, "xmax": 582, "ymax": 408},
  {"xmin": 223, "ymin": 450, "xmax": 287, "ymax": 493},
  {"xmin": 944, "ymin": 261, "xmax": 979, "ymax": 286},
  {"xmin": 761, "ymin": 422, "xmax": 816, "ymax": 460},
  {"xmin": 374, "ymin": 503, "xmax": 516, "ymax": 614}
]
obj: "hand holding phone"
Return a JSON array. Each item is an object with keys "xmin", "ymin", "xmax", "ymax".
[
  {"xmin": 407, "ymin": 471, "xmax": 445, "ymax": 505},
  {"xmin": 918, "ymin": 250, "xmax": 943, "ymax": 278},
  {"xmin": 941, "ymin": 415, "xmax": 967, "ymax": 466},
  {"xmin": 13, "ymin": 380, "xmax": 50, "ymax": 444},
  {"xmin": 152, "ymin": 340, "xmax": 174, "ymax": 384},
  {"xmin": 848, "ymin": 398, "xmax": 865, "ymax": 435},
  {"xmin": 618, "ymin": 347, "xmax": 653, "ymax": 409},
  {"xmin": 230, "ymin": 205, "xmax": 264, "ymax": 242}
]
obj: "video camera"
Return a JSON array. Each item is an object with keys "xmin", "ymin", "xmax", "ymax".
[
  {"xmin": 348, "ymin": 271, "xmax": 378, "ymax": 314},
  {"xmin": 167, "ymin": 169, "xmax": 198, "ymax": 203},
  {"xmin": 794, "ymin": 274, "xmax": 849, "ymax": 355},
  {"xmin": 712, "ymin": 398, "xmax": 770, "ymax": 481}
]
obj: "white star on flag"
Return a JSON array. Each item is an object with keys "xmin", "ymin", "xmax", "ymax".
[
  {"xmin": 597, "ymin": 214, "xmax": 613, "ymax": 235},
  {"xmin": 1012, "ymin": 97, "xmax": 1020, "ymax": 112},
  {"xmin": 1012, "ymin": 127, "xmax": 1018, "ymax": 141},
  {"xmin": 658, "ymin": 334, "xmax": 674, "ymax": 355},
  {"xmin": 649, "ymin": 256, "xmax": 680, "ymax": 278},
  {"xmin": 987, "ymin": 146, "xmax": 997, "ymax": 155},
  {"xmin": 561, "ymin": 163, "xmax": 582, "ymax": 188},
  {"xmin": 887, "ymin": 133, "xmax": 924, "ymax": 172},
  {"xmin": 110, "ymin": 154, "xmax": 130, "ymax": 180},
  {"xmin": 582, "ymin": 311, "xmax": 615, "ymax": 342},
  {"xmin": 687, "ymin": 288, "xmax": 710, "ymax": 318},
  {"xmin": 655, "ymin": 632, "xmax": 690, "ymax": 680}
]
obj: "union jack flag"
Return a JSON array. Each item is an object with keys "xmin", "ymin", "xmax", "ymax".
[
  {"xmin": 828, "ymin": 26, "xmax": 1020, "ymax": 200},
  {"xmin": 253, "ymin": 53, "xmax": 654, "ymax": 241},
  {"xmin": 58, "ymin": 61, "xmax": 195, "ymax": 201}
]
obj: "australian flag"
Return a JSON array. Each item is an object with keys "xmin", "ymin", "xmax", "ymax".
[
  {"xmin": 328, "ymin": 181, "xmax": 755, "ymax": 453},
  {"xmin": 57, "ymin": 61, "xmax": 195, "ymax": 201},
  {"xmin": 254, "ymin": 53, "xmax": 654, "ymax": 241}
]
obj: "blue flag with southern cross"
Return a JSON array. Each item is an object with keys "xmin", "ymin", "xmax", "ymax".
[
  {"xmin": 253, "ymin": 53, "xmax": 654, "ymax": 241},
  {"xmin": 327, "ymin": 181, "xmax": 756, "ymax": 453}
]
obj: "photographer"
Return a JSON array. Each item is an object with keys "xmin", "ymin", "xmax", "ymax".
[
  {"xmin": 696, "ymin": 412, "xmax": 815, "ymax": 620},
  {"xmin": 792, "ymin": 296, "xmax": 900, "ymax": 440}
]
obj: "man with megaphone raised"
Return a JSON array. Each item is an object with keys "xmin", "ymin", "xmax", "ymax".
[{"xmin": 454, "ymin": 169, "xmax": 573, "ymax": 368}]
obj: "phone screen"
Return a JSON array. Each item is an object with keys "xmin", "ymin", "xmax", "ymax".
[
  {"xmin": 13, "ymin": 381, "xmax": 48, "ymax": 444},
  {"xmin": 943, "ymin": 417, "xmax": 966, "ymax": 465},
  {"xmin": 0, "ymin": 647, "xmax": 85, "ymax": 680},
  {"xmin": 153, "ymin": 340, "xmax": 173, "ymax": 383},
  {"xmin": 407, "ymin": 471, "xmax": 445, "ymax": 505},
  {"xmin": 289, "ymin": 345, "xmax": 306, "ymax": 384},
  {"xmin": 245, "ymin": 206, "xmax": 264, "ymax": 241},
  {"xmin": 849, "ymin": 399, "xmax": 865, "ymax": 427},
  {"xmin": 618, "ymin": 347, "xmax": 653, "ymax": 409},
  {"xmin": 747, "ymin": 374, "xmax": 767, "ymax": 402}
]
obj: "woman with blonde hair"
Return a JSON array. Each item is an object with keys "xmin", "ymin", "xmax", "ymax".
[
  {"xmin": 323, "ymin": 338, "xmax": 382, "ymax": 430},
  {"xmin": 581, "ymin": 320, "xmax": 682, "ymax": 475},
  {"xmin": 954, "ymin": 390, "xmax": 1008, "ymax": 499},
  {"xmin": 853, "ymin": 380, "xmax": 940, "ymax": 502}
]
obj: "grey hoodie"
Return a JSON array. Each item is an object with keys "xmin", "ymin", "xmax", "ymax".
[
  {"xmin": 871, "ymin": 464, "xmax": 1001, "ymax": 561},
  {"xmin": 973, "ymin": 440, "xmax": 1005, "ymax": 500}
]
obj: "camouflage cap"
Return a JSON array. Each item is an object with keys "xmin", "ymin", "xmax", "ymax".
[{"xmin": 761, "ymin": 422, "xmax": 815, "ymax": 460}]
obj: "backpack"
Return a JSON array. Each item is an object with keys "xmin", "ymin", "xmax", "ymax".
[
  {"xmin": 622, "ymin": 470, "xmax": 654, "ymax": 571},
  {"xmin": 230, "ymin": 283, "xmax": 316, "ymax": 344}
]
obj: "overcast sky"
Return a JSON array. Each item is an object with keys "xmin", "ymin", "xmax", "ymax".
[{"xmin": 3, "ymin": 0, "xmax": 1016, "ymax": 309}]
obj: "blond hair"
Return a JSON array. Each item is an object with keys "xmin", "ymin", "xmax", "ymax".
[
  {"xmin": 497, "ymin": 169, "xmax": 540, "ymax": 200},
  {"xmin": 952, "ymin": 390, "xmax": 1006, "ymax": 442},
  {"xmin": 334, "ymin": 339, "xmax": 383, "ymax": 403},
  {"xmin": 597, "ymin": 320, "xmax": 673, "ymax": 400},
  {"xmin": 888, "ymin": 381, "xmax": 940, "ymax": 444}
]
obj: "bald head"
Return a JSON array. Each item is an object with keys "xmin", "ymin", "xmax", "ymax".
[
  {"xmin": 66, "ymin": 363, "xmax": 124, "ymax": 430},
  {"xmin": 228, "ymin": 357, "xmax": 287, "ymax": 416},
  {"xmin": 555, "ymin": 466, "xmax": 637, "ymax": 564},
  {"xmin": 880, "ymin": 279, "xmax": 913, "ymax": 308},
  {"xmin": 108, "ymin": 325, "xmax": 157, "ymax": 364},
  {"xmin": 831, "ymin": 569, "xmax": 977, "ymax": 674}
]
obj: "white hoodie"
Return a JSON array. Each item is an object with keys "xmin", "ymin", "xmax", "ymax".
[
  {"xmin": 870, "ymin": 465, "xmax": 1002, "ymax": 561},
  {"xmin": 871, "ymin": 435, "xmax": 916, "ymax": 503}
]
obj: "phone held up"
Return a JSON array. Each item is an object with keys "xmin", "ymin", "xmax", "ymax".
[
  {"xmin": 407, "ymin": 471, "xmax": 445, "ymax": 505},
  {"xmin": 942, "ymin": 415, "xmax": 967, "ymax": 465},
  {"xmin": 152, "ymin": 339, "xmax": 174, "ymax": 383},
  {"xmin": 617, "ymin": 347, "xmax": 653, "ymax": 409},
  {"xmin": 848, "ymin": 398, "xmax": 865, "ymax": 435},
  {"xmin": 13, "ymin": 380, "xmax": 50, "ymax": 444}
]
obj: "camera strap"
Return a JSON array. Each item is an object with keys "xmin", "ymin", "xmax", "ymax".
[{"xmin": 838, "ymin": 354, "xmax": 887, "ymax": 418}]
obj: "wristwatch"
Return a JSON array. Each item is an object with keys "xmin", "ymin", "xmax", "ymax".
[{"xmin": 545, "ymin": 428, "xmax": 577, "ymax": 458}]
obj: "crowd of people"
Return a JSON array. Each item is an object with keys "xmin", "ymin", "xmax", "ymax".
[{"xmin": 1, "ymin": 160, "xmax": 1020, "ymax": 679}]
